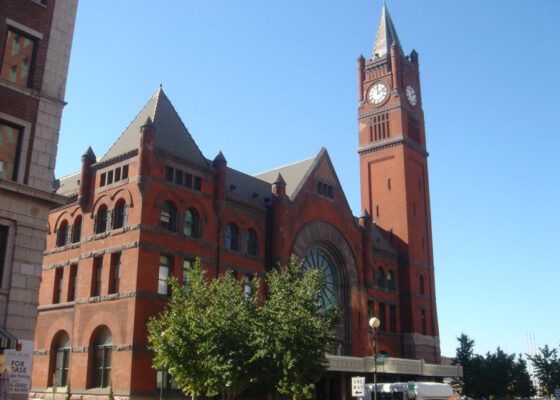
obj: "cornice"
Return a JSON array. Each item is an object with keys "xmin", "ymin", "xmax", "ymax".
[
  {"xmin": 358, "ymin": 136, "xmax": 428, "ymax": 157},
  {"xmin": 0, "ymin": 78, "xmax": 67, "ymax": 106},
  {"xmin": 0, "ymin": 179, "xmax": 67, "ymax": 206}
]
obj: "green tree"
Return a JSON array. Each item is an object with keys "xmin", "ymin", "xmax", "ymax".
[
  {"xmin": 527, "ymin": 345, "xmax": 560, "ymax": 396},
  {"xmin": 483, "ymin": 347, "xmax": 514, "ymax": 398},
  {"xmin": 453, "ymin": 335, "xmax": 535, "ymax": 399},
  {"xmin": 510, "ymin": 356, "xmax": 536, "ymax": 398},
  {"xmin": 148, "ymin": 257, "xmax": 338, "ymax": 400},
  {"xmin": 147, "ymin": 260, "xmax": 259, "ymax": 399},
  {"xmin": 453, "ymin": 333, "xmax": 479, "ymax": 397},
  {"xmin": 254, "ymin": 255, "xmax": 340, "ymax": 400}
]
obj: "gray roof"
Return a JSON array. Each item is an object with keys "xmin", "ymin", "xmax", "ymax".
[
  {"xmin": 371, "ymin": 1, "xmax": 403, "ymax": 59},
  {"xmin": 226, "ymin": 167, "xmax": 272, "ymax": 205},
  {"xmin": 254, "ymin": 154, "xmax": 317, "ymax": 200},
  {"xmin": 55, "ymin": 171, "xmax": 80, "ymax": 196},
  {"xmin": 101, "ymin": 88, "xmax": 208, "ymax": 167}
]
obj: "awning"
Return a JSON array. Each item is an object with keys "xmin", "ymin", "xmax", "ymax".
[{"xmin": 0, "ymin": 327, "xmax": 18, "ymax": 350}]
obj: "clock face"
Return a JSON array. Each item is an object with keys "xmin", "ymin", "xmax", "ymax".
[
  {"xmin": 303, "ymin": 249, "xmax": 338, "ymax": 311},
  {"xmin": 368, "ymin": 83, "xmax": 388, "ymax": 105},
  {"xmin": 406, "ymin": 85, "xmax": 418, "ymax": 106}
]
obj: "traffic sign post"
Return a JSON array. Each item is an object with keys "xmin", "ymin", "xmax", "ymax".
[{"xmin": 352, "ymin": 376, "xmax": 366, "ymax": 397}]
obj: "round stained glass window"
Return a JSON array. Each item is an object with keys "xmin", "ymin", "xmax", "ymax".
[{"xmin": 303, "ymin": 249, "xmax": 338, "ymax": 310}]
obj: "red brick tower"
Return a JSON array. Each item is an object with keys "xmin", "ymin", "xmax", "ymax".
[{"xmin": 357, "ymin": 2, "xmax": 440, "ymax": 362}]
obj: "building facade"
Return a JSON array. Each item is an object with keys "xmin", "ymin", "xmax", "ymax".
[
  {"xmin": 0, "ymin": 0, "xmax": 77, "ymax": 395},
  {"xmin": 30, "ymin": 4, "xmax": 459, "ymax": 400}
]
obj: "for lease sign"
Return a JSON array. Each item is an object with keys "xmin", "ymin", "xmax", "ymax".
[{"xmin": 4, "ymin": 340, "xmax": 33, "ymax": 394}]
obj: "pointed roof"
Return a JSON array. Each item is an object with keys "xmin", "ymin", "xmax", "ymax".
[
  {"xmin": 371, "ymin": 1, "xmax": 403, "ymax": 59},
  {"xmin": 254, "ymin": 154, "xmax": 317, "ymax": 200},
  {"xmin": 101, "ymin": 88, "xmax": 208, "ymax": 167}
]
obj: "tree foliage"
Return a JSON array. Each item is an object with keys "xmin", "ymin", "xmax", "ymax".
[
  {"xmin": 452, "ymin": 333, "xmax": 535, "ymax": 399},
  {"xmin": 147, "ymin": 257, "xmax": 339, "ymax": 400},
  {"xmin": 255, "ymin": 255, "xmax": 340, "ymax": 400},
  {"xmin": 527, "ymin": 345, "xmax": 560, "ymax": 396}
]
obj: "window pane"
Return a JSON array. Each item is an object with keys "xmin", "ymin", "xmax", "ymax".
[
  {"xmin": 158, "ymin": 255, "xmax": 171, "ymax": 295},
  {"xmin": 0, "ymin": 122, "xmax": 22, "ymax": 181},
  {"xmin": 1, "ymin": 31, "xmax": 35, "ymax": 86}
]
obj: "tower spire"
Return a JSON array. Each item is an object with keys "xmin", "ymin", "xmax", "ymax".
[{"xmin": 371, "ymin": 1, "xmax": 402, "ymax": 59}]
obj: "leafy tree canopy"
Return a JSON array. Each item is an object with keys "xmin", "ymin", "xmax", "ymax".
[
  {"xmin": 452, "ymin": 333, "xmax": 536, "ymax": 399},
  {"xmin": 527, "ymin": 345, "xmax": 560, "ymax": 396},
  {"xmin": 148, "ymin": 256, "xmax": 339, "ymax": 400}
]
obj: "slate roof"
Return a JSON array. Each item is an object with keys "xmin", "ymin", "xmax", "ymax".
[
  {"xmin": 225, "ymin": 167, "xmax": 272, "ymax": 205},
  {"xmin": 55, "ymin": 171, "xmax": 80, "ymax": 196},
  {"xmin": 101, "ymin": 87, "xmax": 208, "ymax": 167},
  {"xmin": 254, "ymin": 154, "xmax": 317, "ymax": 200},
  {"xmin": 371, "ymin": 1, "xmax": 403, "ymax": 59}
]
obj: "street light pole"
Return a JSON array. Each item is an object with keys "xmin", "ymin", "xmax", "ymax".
[{"xmin": 369, "ymin": 317, "xmax": 381, "ymax": 400}]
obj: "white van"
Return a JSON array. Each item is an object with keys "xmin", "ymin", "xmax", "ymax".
[{"xmin": 363, "ymin": 382, "xmax": 454, "ymax": 400}]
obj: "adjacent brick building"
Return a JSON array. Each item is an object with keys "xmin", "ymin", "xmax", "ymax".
[
  {"xmin": 0, "ymin": 0, "xmax": 77, "ymax": 396},
  {"xmin": 30, "ymin": 4, "xmax": 460, "ymax": 400}
]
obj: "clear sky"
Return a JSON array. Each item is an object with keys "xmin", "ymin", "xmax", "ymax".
[{"xmin": 56, "ymin": 1, "xmax": 560, "ymax": 358}]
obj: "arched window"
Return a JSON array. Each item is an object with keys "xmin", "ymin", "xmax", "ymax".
[
  {"xmin": 72, "ymin": 216, "xmax": 82, "ymax": 243},
  {"xmin": 183, "ymin": 208, "xmax": 200, "ymax": 238},
  {"xmin": 56, "ymin": 220, "xmax": 69, "ymax": 247},
  {"xmin": 160, "ymin": 201, "xmax": 177, "ymax": 232},
  {"xmin": 225, "ymin": 223, "xmax": 239, "ymax": 251},
  {"xmin": 95, "ymin": 205, "xmax": 109, "ymax": 234},
  {"xmin": 52, "ymin": 332, "xmax": 70, "ymax": 387},
  {"xmin": 91, "ymin": 327, "xmax": 112, "ymax": 388},
  {"xmin": 419, "ymin": 275, "xmax": 425, "ymax": 295},
  {"xmin": 387, "ymin": 270, "xmax": 396, "ymax": 291},
  {"xmin": 112, "ymin": 199, "xmax": 127, "ymax": 229},
  {"xmin": 247, "ymin": 228, "xmax": 258, "ymax": 256},
  {"xmin": 376, "ymin": 267, "xmax": 386, "ymax": 288}
]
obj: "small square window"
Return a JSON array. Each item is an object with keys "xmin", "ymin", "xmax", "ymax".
[
  {"xmin": 107, "ymin": 170, "xmax": 113, "ymax": 185},
  {"xmin": 122, "ymin": 165, "xmax": 129, "ymax": 179},
  {"xmin": 115, "ymin": 168, "xmax": 121, "ymax": 182},
  {"xmin": 100, "ymin": 173, "xmax": 106, "ymax": 187}
]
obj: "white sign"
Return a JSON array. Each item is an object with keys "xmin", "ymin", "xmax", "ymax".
[
  {"xmin": 352, "ymin": 376, "xmax": 366, "ymax": 397},
  {"xmin": 4, "ymin": 339, "xmax": 33, "ymax": 394},
  {"xmin": 554, "ymin": 388, "xmax": 560, "ymax": 400}
]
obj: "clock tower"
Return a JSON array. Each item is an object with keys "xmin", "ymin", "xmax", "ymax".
[{"xmin": 358, "ymin": 3, "xmax": 440, "ymax": 362}]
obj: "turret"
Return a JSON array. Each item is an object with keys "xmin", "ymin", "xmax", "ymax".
[
  {"xmin": 137, "ymin": 117, "xmax": 155, "ymax": 198},
  {"xmin": 271, "ymin": 173, "xmax": 287, "ymax": 266},
  {"xmin": 357, "ymin": 54, "xmax": 365, "ymax": 102},
  {"xmin": 78, "ymin": 146, "xmax": 96, "ymax": 209},
  {"xmin": 213, "ymin": 151, "xmax": 227, "ymax": 206},
  {"xmin": 390, "ymin": 41, "xmax": 401, "ymax": 90}
]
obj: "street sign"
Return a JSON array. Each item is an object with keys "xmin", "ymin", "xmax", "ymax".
[
  {"xmin": 407, "ymin": 381, "xmax": 416, "ymax": 398},
  {"xmin": 352, "ymin": 376, "xmax": 366, "ymax": 397}
]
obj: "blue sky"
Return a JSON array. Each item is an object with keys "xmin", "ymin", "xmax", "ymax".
[{"xmin": 56, "ymin": 1, "xmax": 560, "ymax": 358}]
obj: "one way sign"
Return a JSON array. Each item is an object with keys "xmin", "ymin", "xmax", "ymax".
[{"xmin": 352, "ymin": 376, "xmax": 365, "ymax": 397}]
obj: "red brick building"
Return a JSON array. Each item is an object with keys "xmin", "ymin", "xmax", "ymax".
[{"xmin": 30, "ymin": 4, "xmax": 460, "ymax": 400}]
